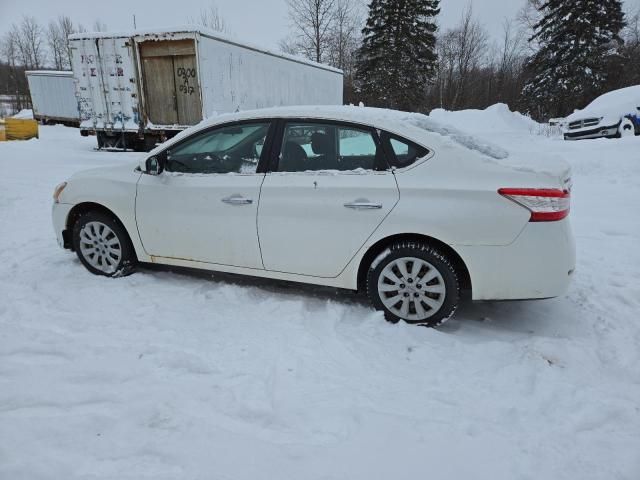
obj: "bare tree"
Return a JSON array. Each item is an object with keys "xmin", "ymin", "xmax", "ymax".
[
  {"xmin": 1, "ymin": 29, "xmax": 19, "ymax": 68},
  {"xmin": 495, "ymin": 19, "xmax": 526, "ymax": 90},
  {"xmin": 436, "ymin": 5, "xmax": 489, "ymax": 110},
  {"xmin": 326, "ymin": 0, "xmax": 361, "ymax": 71},
  {"xmin": 1, "ymin": 28, "xmax": 31, "ymax": 110},
  {"xmin": 278, "ymin": 37, "xmax": 300, "ymax": 55},
  {"xmin": 517, "ymin": 0, "xmax": 544, "ymax": 52},
  {"xmin": 189, "ymin": 2, "xmax": 229, "ymax": 33},
  {"xmin": 47, "ymin": 21, "xmax": 65, "ymax": 70},
  {"xmin": 285, "ymin": 0, "xmax": 336, "ymax": 63},
  {"xmin": 58, "ymin": 16, "xmax": 75, "ymax": 70},
  {"xmin": 92, "ymin": 20, "xmax": 108, "ymax": 32},
  {"xmin": 17, "ymin": 16, "xmax": 46, "ymax": 69},
  {"xmin": 47, "ymin": 16, "xmax": 76, "ymax": 70},
  {"xmin": 326, "ymin": 0, "xmax": 362, "ymax": 102}
]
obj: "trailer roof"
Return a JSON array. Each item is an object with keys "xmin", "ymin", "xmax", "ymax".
[
  {"xmin": 25, "ymin": 70, "xmax": 73, "ymax": 77},
  {"xmin": 68, "ymin": 25, "xmax": 343, "ymax": 75}
]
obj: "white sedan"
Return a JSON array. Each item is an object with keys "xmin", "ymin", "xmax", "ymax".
[{"xmin": 52, "ymin": 106, "xmax": 575, "ymax": 326}]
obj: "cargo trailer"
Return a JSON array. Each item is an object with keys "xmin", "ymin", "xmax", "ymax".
[
  {"xmin": 25, "ymin": 71, "xmax": 79, "ymax": 126},
  {"xmin": 69, "ymin": 27, "xmax": 344, "ymax": 151}
]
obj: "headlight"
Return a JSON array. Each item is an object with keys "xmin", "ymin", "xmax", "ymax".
[{"xmin": 53, "ymin": 182, "xmax": 67, "ymax": 203}]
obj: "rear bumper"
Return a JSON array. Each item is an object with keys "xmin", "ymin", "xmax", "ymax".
[
  {"xmin": 564, "ymin": 124, "xmax": 618, "ymax": 140},
  {"xmin": 456, "ymin": 219, "xmax": 576, "ymax": 301},
  {"xmin": 52, "ymin": 203, "xmax": 73, "ymax": 249}
]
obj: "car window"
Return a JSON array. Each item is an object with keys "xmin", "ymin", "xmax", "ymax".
[
  {"xmin": 166, "ymin": 123, "xmax": 270, "ymax": 174},
  {"xmin": 385, "ymin": 133, "xmax": 430, "ymax": 168},
  {"xmin": 278, "ymin": 122, "xmax": 387, "ymax": 172}
]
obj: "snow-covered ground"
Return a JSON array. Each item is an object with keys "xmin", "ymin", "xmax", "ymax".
[{"xmin": 1, "ymin": 110, "xmax": 639, "ymax": 480}]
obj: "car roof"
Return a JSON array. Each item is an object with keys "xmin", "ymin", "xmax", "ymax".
[{"xmin": 193, "ymin": 105, "xmax": 427, "ymax": 133}]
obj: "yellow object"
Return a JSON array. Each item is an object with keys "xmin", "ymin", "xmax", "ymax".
[
  {"xmin": 0, "ymin": 126, "xmax": 5, "ymax": 142},
  {"xmin": 4, "ymin": 118, "xmax": 39, "ymax": 140}
]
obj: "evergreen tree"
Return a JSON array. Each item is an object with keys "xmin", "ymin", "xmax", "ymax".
[
  {"xmin": 522, "ymin": 0, "xmax": 626, "ymax": 119},
  {"xmin": 355, "ymin": 0, "xmax": 439, "ymax": 111}
]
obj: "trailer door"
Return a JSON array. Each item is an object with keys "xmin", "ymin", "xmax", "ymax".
[{"xmin": 139, "ymin": 39, "xmax": 201, "ymax": 126}]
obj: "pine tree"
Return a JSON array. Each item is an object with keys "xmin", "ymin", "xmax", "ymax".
[
  {"xmin": 522, "ymin": 0, "xmax": 626, "ymax": 119},
  {"xmin": 355, "ymin": 0, "xmax": 439, "ymax": 111}
]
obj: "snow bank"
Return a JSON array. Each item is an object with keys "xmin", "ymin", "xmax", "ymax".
[
  {"xmin": 381, "ymin": 108, "xmax": 512, "ymax": 160},
  {"xmin": 423, "ymin": 104, "xmax": 570, "ymax": 179},
  {"xmin": 429, "ymin": 103, "xmax": 540, "ymax": 135},
  {"xmin": 11, "ymin": 109, "xmax": 34, "ymax": 119}
]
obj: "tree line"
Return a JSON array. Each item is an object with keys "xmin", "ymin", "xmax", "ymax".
[
  {"xmin": 2, "ymin": 1, "xmax": 639, "ymax": 120},
  {"xmin": 284, "ymin": 0, "xmax": 640, "ymax": 120},
  {"xmin": 0, "ymin": 16, "xmax": 108, "ymax": 113}
]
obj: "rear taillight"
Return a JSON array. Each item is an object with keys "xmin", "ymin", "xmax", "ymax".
[{"xmin": 498, "ymin": 188, "xmax": 570, "ymax": 222}]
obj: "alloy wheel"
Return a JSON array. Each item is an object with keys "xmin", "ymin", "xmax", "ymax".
[
  {"xmin": 78, "ymin": 221, "xmax": 123, "ymax": 274},
  {"xmin": 377, "ymin": 256, "xmax": 446, "ymax": 322}
]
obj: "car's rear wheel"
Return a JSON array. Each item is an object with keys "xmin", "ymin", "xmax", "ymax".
[
  {"xmin": 72, "ymin": 211, "xmax": 136, "ymax": 277},
  {"xmin": 367, "ymin": 242, "xmax": 459, "ymax": 327}
]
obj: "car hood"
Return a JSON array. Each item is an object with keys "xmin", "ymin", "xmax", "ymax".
[{"xmin": 70, "ymin": 162, "xmax": 141, "ymax": 181}]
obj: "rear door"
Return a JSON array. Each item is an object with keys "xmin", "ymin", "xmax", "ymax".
[
  {"xmin": 139, "ymin": 39, "xmax": 202, "ymax": 126},
  {"xmin": 72, "ymin": 36, "xmax": 138, "ymax": 130},
  {"xmin": 257, "ymin": 120, "xmax": 400, "ymax": 278}
]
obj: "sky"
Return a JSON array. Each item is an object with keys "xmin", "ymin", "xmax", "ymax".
[{"xmin": 1, "ymin": 0, "xmax": 639, "ymax": 52}]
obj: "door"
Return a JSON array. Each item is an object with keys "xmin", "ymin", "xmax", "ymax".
[
  {"xmin": 142, "ymin": 56, "xmax": 177, "ymax": 125},
  {"xmin": 258, "ymin": 121, "xmax": 400, "ymax": 278},
  {"xmin": 173, "ymin": 55, "xmax": 201, "ymax": 125},
  {"xmin": 136, "ymin": 121, "xmax": 272, "ymax": 269},
  {"xmin": 140, "ymin": 40, "xmax": 201, "ymax": 126}
]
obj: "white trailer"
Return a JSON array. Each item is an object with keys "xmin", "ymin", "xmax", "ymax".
[
  {"xmin": 25, "ymin": 71, "xmax": 79, "ymax": 126},
  {"xmin": 69, "ymin": 27, "xmax": 344, "ymax": 150}
]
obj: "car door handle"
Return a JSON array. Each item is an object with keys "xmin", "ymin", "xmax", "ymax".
[
  {"xmin": 222, "ymin": 195, "xmax": 253, "ymax": 205},
  {"xmin": 344, "ymin": 201, "xmax": 383, "ymax": 210}
]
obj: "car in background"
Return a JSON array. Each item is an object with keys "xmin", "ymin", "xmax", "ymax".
[
  {"xmin": 564, "ymin": 85, "xmax": 640, "ymax": 140},
  {"xmin": 51, "ymin": 106, "xmax": 575, "ymax": 327}
]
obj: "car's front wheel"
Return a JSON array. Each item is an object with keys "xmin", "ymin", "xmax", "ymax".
[
  {"xmin": 72, "ymin": 211, "xmax": 136, "ymax": 277},
  {"xmin": 618, "ymin": 119, "xmax": 635, "ymax": 138},
  {"xmin": 367, "ymin": 242, "xmax": 460, "ymax": 327}
]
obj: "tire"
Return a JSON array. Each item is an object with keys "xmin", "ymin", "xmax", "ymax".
[
  {"xmin": 72, "ymin": 211, "xmax": 136, "ymax": 277},
  {"xmin": 618, "ymin": 119, "xmax": 635, "ymax": 138},
  {"xmin": 367, "ymin": 242, "xmax": 460, "ymax": 327}
]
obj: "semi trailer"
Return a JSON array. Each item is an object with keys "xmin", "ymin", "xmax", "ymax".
[{"xmin": 69, "ymin": 27, "xmax": 344, "ymax": 151}]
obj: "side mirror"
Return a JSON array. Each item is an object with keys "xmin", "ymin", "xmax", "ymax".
[{"xmin": 145, "ymin": 155, "xmax": 164, "ymax": 175}]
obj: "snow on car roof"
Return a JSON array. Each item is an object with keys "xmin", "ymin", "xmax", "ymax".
[
  {"xmin": 567, "ymin": 85, "xmax": 640, "ymax": 120},
  {"xmin": 150, "ymin": 105, "xmax": 510, "ymax": 161},
  {"xmin": 68, "ymin": 25, "xmax": 342, "ymax": 75}
]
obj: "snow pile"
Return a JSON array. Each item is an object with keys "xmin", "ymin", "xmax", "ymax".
[
  {"xmin": 389, "ymin": 109, "xmax": 511, "ymax": 159},
  {"xmin": 1, "ymin": 125, "xmax": 640, "ymax": 479},
  {"xmin": 11, "ymin": 109, "xmax": 34, "ymax": 120},
  {"xmin": 429, "ymin": 103, "xmax": 540, "ymax": 135}
]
